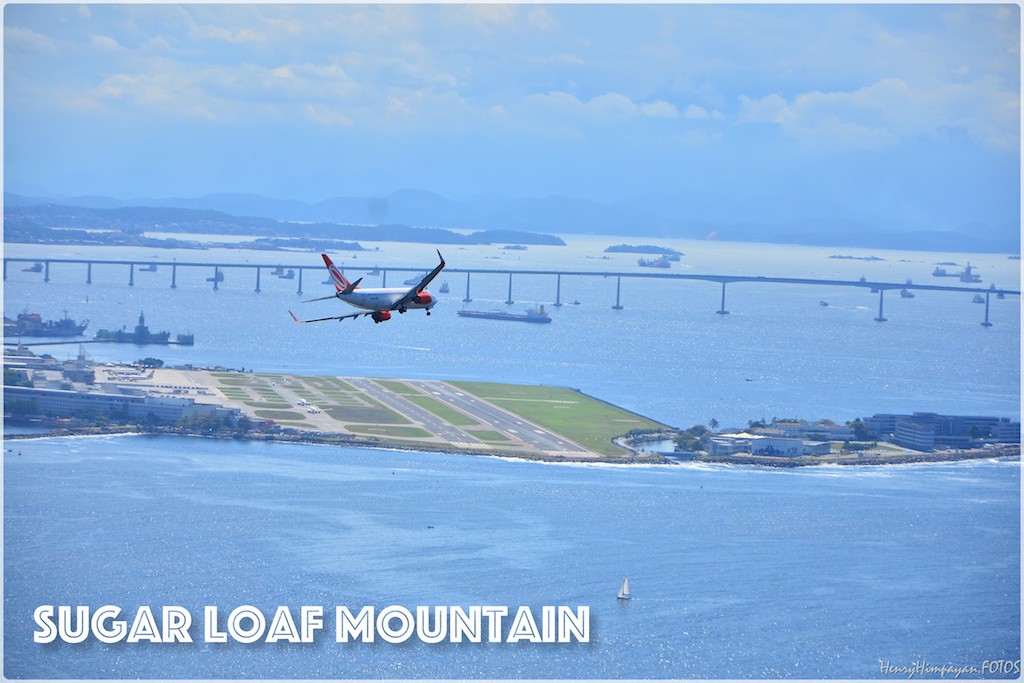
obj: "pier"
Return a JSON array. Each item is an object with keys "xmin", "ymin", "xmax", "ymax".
[{"xmin": 4, "ymin": 256, "xmax": 1019, "ymax": 326}]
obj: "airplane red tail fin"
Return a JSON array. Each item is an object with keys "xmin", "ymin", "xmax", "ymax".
[{"xmin": 322, "ymin": 253, "xmax": 352, "ymax": 292}]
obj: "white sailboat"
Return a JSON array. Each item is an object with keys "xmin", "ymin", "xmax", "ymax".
[{"xmin": 616, "ymin": 577, "xmax": 630, "ymax": 601}]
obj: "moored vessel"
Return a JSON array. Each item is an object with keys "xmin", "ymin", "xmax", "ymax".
[{"xmin": 457, "ymin": 305, "xmax": 552, "ymax": 323}]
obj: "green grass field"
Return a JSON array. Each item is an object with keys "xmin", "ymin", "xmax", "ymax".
[
  {"xmin": 403, "ymin": 395, "xmax": 479, "ymax": 426},
  {"xmin": 254, "ymin": 409, "xmax": 307, "ymax": 421},
  {"xmin": 375, "ymin": 379, "xmax": 424, "ymax": 396},
  {"xmin": 326, "ymin": 404, "xmax": 410, "ymax": 425},
  {"xmin": 345, "ymin": 425, "xmax": 433, "ymax": 439},
  {"xmin": 465, "ymin": 429, "xmax": 511, "ymax": 442},
  {"xmin": 450, "ymin": 382, "xmax": 665, "ymax": 456}
]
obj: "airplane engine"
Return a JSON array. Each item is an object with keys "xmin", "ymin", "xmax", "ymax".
[
  {"xmin": 412, "ymin": 292, "xmax": 433, "ymax": 306},
  {"xmin": 372, "ymin": 311, "xmax": 392, "ymax": 324}
]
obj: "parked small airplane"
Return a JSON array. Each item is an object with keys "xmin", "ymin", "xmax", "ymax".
[{"xmin": 289, "ymin": 251, "xmax": 445, "ymax": 324}]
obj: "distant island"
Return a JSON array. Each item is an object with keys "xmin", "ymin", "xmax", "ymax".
[
  {"xmin": 605, "ymin": 244, "xmax": 683, "ymax": 256},
  {"xmin": 829, "ymin": 254, "xmax": 885, "ymax": 261},
  {"xmin": 6, "ymin": 189, "xmax": 1019, "ymax": 254},
  {"xmin": 3, "ymin": 204, "xmax": 565, "ymax": 249}
]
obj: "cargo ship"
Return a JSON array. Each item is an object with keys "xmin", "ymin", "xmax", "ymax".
[
  {"xmin": 457, "ymin": 306, "xmax": 552, "ymax": 324},
  {"xmin": 95, "ymin": 311, "xmax": 195, "ymax": 345},
  {"xmin": 3, "ymin": 310, "xmax": 88, "ymax": 337}
]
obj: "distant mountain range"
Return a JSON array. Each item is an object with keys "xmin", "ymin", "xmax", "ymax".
[{"xmin": 4, "ymin": 189, "xmax": 1019, "ymax": 254}]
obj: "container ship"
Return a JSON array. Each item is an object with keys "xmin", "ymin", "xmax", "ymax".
[
  {"xmin": 3, "ymin": 310, "xmax": 88, "ymax": 337},
  {"xmin": 457, "ymin": 306, "xmax": 552, "ymax": 324}
]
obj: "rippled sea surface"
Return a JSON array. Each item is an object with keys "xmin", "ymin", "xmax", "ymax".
[
  {"xmin": 4, "ymin": 437, "xmax": 1019, "ymax": 679},
  {"xmin": 3, "ymin": 238, "xmax": 1020, "ymax": 678}
]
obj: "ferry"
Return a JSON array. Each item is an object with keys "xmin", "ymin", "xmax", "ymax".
[
  {"xmin": 457, "ymin": 306, "xmax": 552, "ymax": 324},
  {"xmin": 439, "ymin": 281, "xmax": 450, "ymax": 293}
]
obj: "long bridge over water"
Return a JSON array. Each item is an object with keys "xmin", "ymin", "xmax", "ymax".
[{"xmin": 4, "ymin": 256, "xmax": 1019, "ymax": 327}]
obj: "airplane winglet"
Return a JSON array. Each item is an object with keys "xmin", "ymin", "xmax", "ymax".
[{"xmin": 289, "ymin": 310, "xmax": 301, "ymax": 323}]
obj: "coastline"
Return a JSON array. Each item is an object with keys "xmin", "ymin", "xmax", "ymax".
[{"xmin": 6, "ymin": 425, "xmax": 1017, "ymax": 468}]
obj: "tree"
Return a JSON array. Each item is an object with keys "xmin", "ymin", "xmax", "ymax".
[
  {"xmin": 136, "ymin": 357, "xmax": 164, "ymax": 368},
  {"xmin": 848, "ymin": 420, "xmax": 870, "ymax": 441},
  {"xmin": 709, "ymin": 418, "xmax": 719, "ymax": 431}
]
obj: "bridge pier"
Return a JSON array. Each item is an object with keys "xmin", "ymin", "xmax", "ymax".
[
  {"xmin": 171, "ymin": 264, "xmax": 177, "ymax": 289},
  {"xmin": 382, "ymin": 270, "xmax": 387, "ymax": 288},
  {"xmin": 506, "ymin": 273, "xmax": 514, "ymax": 305},
  {"xmin": 874, "ymin": 289, "xmax": 887, "ymax": 322},
  {"xmin": 86, "ymin": 262, "xmax": 92, "ymax": 284},
  {"xmin": 213, "ymin": 266, "xmax": 219, "ymax": 291},
  {"xmin": 129, "ymin": 263, "xmax": 134, "ymax": 287},
  {"xmin": 255, "ymin": 267, "xmax": 261, "ymax": 293},
  {"xmin": 554, "ymin": 273, "xmax": 562, "ymax": 307},
  {"xmin": 716, "ymin": 282, "xmax": 729, "ymax": 315},
  {"xmin": 982, "ymin": 290, "xmax": 993, "ymax": 327},
  {"xmin": 463, "ymin": 272, "xmax": 472, "ymax": 302},
  {"xmin": 2, "ymin": 260, "xmax": 6, "ymax": 281},
  {"xmin": 297, "ymin": 268, "xmax": 303, "ymax": 295},
  {"xmin": 44, "ymin": 261, "xmax": 50, "ymax": 283},
  {"xmin": 613, "ymin": 276, "xmax": 624, "ymax": 310}
]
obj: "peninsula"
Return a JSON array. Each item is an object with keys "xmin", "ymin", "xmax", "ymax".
[{"xmin": 3, "ymin": 350, "xmax": 666, "ymax": 462}]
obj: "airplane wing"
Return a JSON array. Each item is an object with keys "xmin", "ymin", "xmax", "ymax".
[
  {"xmin": 289, "ymin": 310, "xmax": 372, "ymax": 323},
  {"xmin": 391, "ymin": 250, "xmax": 445, "ymax": 309}
]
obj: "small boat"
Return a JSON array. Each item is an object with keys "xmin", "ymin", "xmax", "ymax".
[
  {"xmin": 206, "ymin": 271, "xmax": 224, "ymax": 283},
  {"xmin": 439, "ymin": 281, "xmax": 450, "ymax": 293},
  {"xmin": 900, "ymin": 289, "xmax": 916, "ymax": 298},
  {"xmin": 271, "ymin": 266, "xmax": 285, "ymax": 276},
  {"xmin": 278, "ymin": 269, "xmax": 295, "ymax": 280},
  {"xmin": 997, "ymin": 291, "xmax": 1006, "ymax": 300},
  {"xmin": 571, "ymin": 300, "xmax": 581, "ymax": 306},
  {"xmin": 972, "ymin": 294, "xmax": 985, "ymax": 304},
  {"xmin": 22, "ymin": 262, "xmax": 43, "ymax": 273},
  {"xmin": 368, "ymin": 267, "xmax": 381, "ymax": 276},
  {"xmin": 819, "ymin": 301, "xmax": 829, "ymax": 307},
  {"xmin": 616, "ymin": 577, "xmax": 630, "ymax": 601},
  {"xmin": 139, "ymin": 263, "xmax": 157, "ymax": 272}
]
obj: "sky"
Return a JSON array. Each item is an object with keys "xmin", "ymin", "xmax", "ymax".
[{"xmin": 3, "ymin": 4, "xmax": 1021, "ymax": 230}]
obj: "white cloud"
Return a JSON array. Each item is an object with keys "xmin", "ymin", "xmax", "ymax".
[
  {"xmin": 89, "ymin": 35, "xmax": 124, "ymax": 52},
  {"xmin": 527, "ymin": 8, "xmax": 556, "ymax": 30},
  {"xmin": 640, "ymin": 100, "xmax": 679, "ymax": 118},
  {"xmin": 304, "ymin": 104, "xmax": 351, "ymax": 126},
  {"xmin": 5, "ymin": 26, "xmax": 58, "ymax": 56},
  {"xmin": 190, "ymin": 23, "xmax": 267, "ymax": 44},
  {"xmin": 524, "ymin": 91, "xmax": 679, "ymax": 122},
  {"xmin": 738, "ymin": 77, "xmax": 1019, "ymax": 151}
]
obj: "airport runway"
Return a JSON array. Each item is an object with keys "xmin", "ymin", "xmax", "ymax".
[
  {"xmin": 347, "ymin": 377, "xmax": 483, "ymax": 449},
  {"xmin": 412, "ymin": 380, "xmax": 595, "ymax": 457}
]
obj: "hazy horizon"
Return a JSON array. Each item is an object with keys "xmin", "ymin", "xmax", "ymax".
[{"xmin": 4, "ymin": 4, "xmax": 1021, "ymax": 234}]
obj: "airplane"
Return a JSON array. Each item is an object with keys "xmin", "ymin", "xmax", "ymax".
[{"xmin": 289, "ymin": 250, "xmax": 445, "ymax": 324}]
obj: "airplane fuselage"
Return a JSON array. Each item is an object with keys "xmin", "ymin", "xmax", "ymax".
[{"xmin": 338, "ymin": 288, "xmax": 435, "ymax": 312}]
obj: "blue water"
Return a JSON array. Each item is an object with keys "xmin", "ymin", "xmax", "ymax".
[
  {"xmin": 3, "ymin": 238, "xmax": 1019, "ymax": 428},
  {"xmin": 3, "ymin": 437, "xmax": 1019, "ymax": 679},
  {"xmin": 3, "ymin": 238, "xmax": 1021, "ymax": 678}
]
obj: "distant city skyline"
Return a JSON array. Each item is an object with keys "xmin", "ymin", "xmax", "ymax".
[{"xmin": 4, "ymin": 4, "xmax": 1020, "ymax": 234}]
